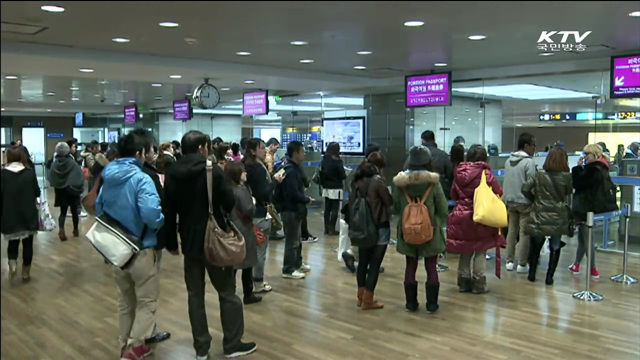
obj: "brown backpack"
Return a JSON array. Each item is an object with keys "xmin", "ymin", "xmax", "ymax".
[{"xmin": 401, "ymin": 185, "xmax": 435, "ymax": 245}]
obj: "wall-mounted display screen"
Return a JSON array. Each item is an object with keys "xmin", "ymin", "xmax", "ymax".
[
  {"xmin": 74, "ymin": 112, "xmax": 84, "ymax": 126},
  {"xmin": 243, "ymin": 91, "xmax": 269, "ymax": 116},
  {"xmin": 610, "ymin": 54, "xmax": 640, "ymax": 99},
  {"xmin": 124, "ymin": 105, "xmax": 138, "ymax": 123},
  {"xmin": 322, "ymin": 117, "xmax": 365, "ymax": 155},
  {"xmin": 173, "ymin": 99, "xmax": 193, "ymax": 120},
  {"xmin": 405, "ymin": 72, "xmax": 452, "ymax": 107}
]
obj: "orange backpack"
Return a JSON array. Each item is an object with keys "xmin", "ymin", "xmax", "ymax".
[{"xmin": 401, "ymin": 185, "xmax": 435, "ymax": 245}]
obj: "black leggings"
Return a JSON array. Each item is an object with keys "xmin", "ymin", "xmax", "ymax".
[
  {"xmin": 7, "ymin": 236, "xmax": 34, "ymax": 266},
  {"xmin": 235, "ymin": 268, "xmax": 254, "ymax": 300},
  {"xmin": 357, "ymin": 245, "xmax": 388, "ymax": 292},
  {"xmin": 324, "ymin": 198, "xmax": 340, "ymax": 229},
  {"xmin": 59, "ymin": 203, "xmax": 79, "ymax": 230},
  {"xmin": 301, "ymin": 206, "xmax": 311, "ymax": 238}
]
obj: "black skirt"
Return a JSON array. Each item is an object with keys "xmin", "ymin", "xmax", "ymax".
[{"xmin": 54, "ymin": 188, "xmax": 81, "ymax": 208}]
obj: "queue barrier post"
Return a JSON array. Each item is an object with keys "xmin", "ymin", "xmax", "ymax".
[
  {"xmin": 610, "ymin": 204, "xmax": 638, "ymax": 285},
  {"xmin": 573, "ymin": 211, "xmax": 604, "ymax": 302}
]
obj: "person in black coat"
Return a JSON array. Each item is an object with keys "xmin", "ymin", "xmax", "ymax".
[
  {"xmin": 1, "ymin": 146, "xmax": 40, "ymax": 282},
  {"xmin": 320, "ymin": 142, "xmax": 346, "ymax": 235},
  {"xmin": 164, "ymin": 130, "xmax": 256, "ymax": 359}
]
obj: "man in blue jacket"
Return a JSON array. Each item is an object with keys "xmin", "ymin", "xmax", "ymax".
[{"xmin": 96, "ymin": 129, "xmax": 164, "ymax": 360}]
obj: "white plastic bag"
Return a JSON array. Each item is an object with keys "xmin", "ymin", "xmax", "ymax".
[
  {"xmin": 37, "ymin": 197, "xmax": 57, "ymax": 232},
  {"xmin": 337, "ymin": 219, "xmax": 351, "ymax": 260}
]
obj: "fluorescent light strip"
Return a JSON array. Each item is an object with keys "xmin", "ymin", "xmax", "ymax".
[
  {"xmin": 452, "ymin": 84, "xmax": 598, "ymax": 100},
  {"xmin": 296, "ymin": 97, "xmax": 364, "ymax": 106},
  {"xmin": 223, "ymin": 103, "xmax": 343, "ymax": 112}
]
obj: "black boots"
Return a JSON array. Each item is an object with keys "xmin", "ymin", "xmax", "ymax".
[
  {"xmin": 342, "ymin": 252, "xmax": 356, "ymax": 273},
  {"xmin": 546, "ymin": 249, "xmax": 561, "ymax": 285},
  {"xmin": 457, "ymin": 275, "xmax": 472, "ymax": 293},
  {"xmin": 404, "ymin": 282, "xmax": 419, "ymax": 312},
  {"xmin": 471, "ymin": 276, "xmax": 488, "ymax": 294},
  {"xmin": 528, "ymin": 237, "xmax": 546, "ymax": 282},
  {"xmin": 425, "ymin": 282, "xmax": 440, "ymax": 314}
]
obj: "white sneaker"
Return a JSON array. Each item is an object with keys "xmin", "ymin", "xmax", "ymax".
[
  {"xmin": 301, "ymin": 236, "xmax": 318, "ymax": 244},
  {"xmin": 506, "ymin": 262, "xmax": 514, "ymax": 271},
  {"xmin": 282, "ymin": 270, "xmax": 306, "ymax": 279},
  {"xmin": 196, "ymin": 354, "xmax": 208, "ymax": 360},
  {"xmin": 79, "ymin": 211, "xmax": 88, "ymax": 218},
  {"xmin": 253, "ymin": 282, "xmax": 272, "ymax": 293},
  {"xmin": 517, "ymin": 264, "xmax": 529, "ymax": 273},
  {"xmin": 298, "ymin": 263, "xmax": 311, "ymax": 273}
]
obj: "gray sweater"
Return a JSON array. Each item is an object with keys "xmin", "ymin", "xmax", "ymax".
[{"xmin": 502, "ymin": 151, "xmax": 537, "ymax": 207}]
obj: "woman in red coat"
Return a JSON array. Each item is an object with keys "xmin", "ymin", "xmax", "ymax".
[{"xmin": 447, "ymin": 145, "xmax": 505, "ymax": 294}]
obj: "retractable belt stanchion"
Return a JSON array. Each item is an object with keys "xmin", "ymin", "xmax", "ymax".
[
  {"xmin": 573, "ymin": 211, "xmax": 604, "ymax": 302},
  {"xmin": 611, "ymin": 204, "xmax": 638, "ymax": 285}
]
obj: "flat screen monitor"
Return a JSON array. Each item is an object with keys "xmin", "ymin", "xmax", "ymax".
[
  {"xmin": 322, "ymin": 117, "xmax": 365, "ymax": 155},
  {"xmin": 173, "ymin": 99, "xmax": 193, "ymax": 120},
  {"xmin": 108, "ymin": 130, "xmax": 119, "ymax": 143},
  {"xmin": 610, "ymin": 54, "xmax": 640, "ymax": 99},
  {"xmin": 74, "ymin": 112, "xmax": 84, "ymax": 126},
  {"xmin": 124, "ymin": 105, "xmax": 138, "ymax": 123},
  {"xmin": 243, "ymin": 91, "xmax": 269, "ymax": 116},
  {"xmin": 405, "ymin": 72, "xmax": 452, "ymax": 107}
]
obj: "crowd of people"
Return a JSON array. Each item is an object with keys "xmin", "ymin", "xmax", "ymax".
[{"xmin": 0, "ymin": 127, "xmax": 632, "ymax": 360}]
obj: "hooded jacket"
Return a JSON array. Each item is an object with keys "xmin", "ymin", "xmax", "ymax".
[
  {"xmin": 142, "ymin": 162, "xmax": 166, "ymax": 250},
  {"xmin": 245, "ymin": 160, "xmax": 276, "ymax": 219},
  {"xmin": 320, "ymin": 155, "xmax": 347, "ymax": 190},
  {"xmin": 164, "ymin": 154, "xmax": 236, "ymax": 255},
  {"xmin": 403, "ymin": 142, "xmax": 454, "ymax": 199},
  {"xmin": 1, "ymin": 163, "xmax": 41, "ymax": 236},
  {"xmin": 155, "ymin": 151, "xmax": 176, "ymax": 174},
  {"xmin": 81, "ymin": 150, "xmax": 96, "ymax": 172},
  {"xmin": 571, "ymin": 158, "xmax": 618, "ymax": 221},
  {"xmin": 277, "ymin": 158, "xmax": 310, "ymax": 213},
  {"xmin": 96, "ymin": 158, "xmax": 164, "ymax": 249},
  {"xmin": 502, "ymin": 150, "xmax": 537, "ymax": 207},
  {"xmin": 392, "ymin": 170, "xmax": 447, "ymax": 258},
  {"xmin": 521, "ymin": 170, "xmax": 573, "ymax": 236},
  {"xmin": 446, "ymin": 162, "xmax": 505, "ymax": 253},
  {"xmin": 49, "ymin": 154, "xmax": 84, "ymax": 194}
]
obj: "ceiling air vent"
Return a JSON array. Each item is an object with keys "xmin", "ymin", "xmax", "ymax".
[
  {"xmin": 1, "ymin": 21, "xmax": 48, "ymax": 35},
  {"xmin": 567, "ymin": 44, "xmax": 615, "ymax": 55}
]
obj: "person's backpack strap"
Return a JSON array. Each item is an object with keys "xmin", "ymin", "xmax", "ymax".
[
  {"xmin": 206, "ymin": 166, "xmax": 213, "ymax": 215},
  {"xmin": 403, "ymin": 189, "xmax": 413, "ymax": 204},
  {"xmin": 420, "ymin": 184, "xmax": 435, "ymax": 204}
]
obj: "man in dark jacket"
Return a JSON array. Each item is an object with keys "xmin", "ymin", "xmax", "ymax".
[
  {"xmin": 164, "ymin": 130, "xmax": 256, "ymax": 359},
  {"xmin": 403, "ymin": 131, "xmax": 453, "ymax": 200},
  {"xmin": 276, "ymin": 141, "xmax": 313, "ymax": 279}
]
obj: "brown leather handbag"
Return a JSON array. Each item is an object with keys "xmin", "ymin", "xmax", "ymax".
[
  {"xmin": 82, "ymin": 173, "xmax": 101, "ymax": 216},
  {"xmin": 204, "ymin": 166, "xmax": 246, "ymax": 267}
]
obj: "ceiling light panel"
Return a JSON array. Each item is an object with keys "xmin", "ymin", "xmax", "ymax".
[
  {"xmin": 159, "ymin": 21, "xmax": 179, "ymax": 28},
  {"xmin": 297, "ymin": 97, "xmax": 364, "ymax": 106},
  {"xmin": 290, "ymin": 41, "xmax": 308, "ymax": 46},
  {"xmin": 453, "ymin": 84, "xmax": 598, "ymax": 100},
  {"xmin": 41, "ymin": 5, "xmax": 65, "ymax": 13},
  {"xmin": 404, "ymin": 21, "xmax": 424, "ymax": 27}
]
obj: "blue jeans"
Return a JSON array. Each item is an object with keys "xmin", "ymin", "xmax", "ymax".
[
  {"xmin": 281, "ymin": 211, "xmax": 303, "ymax": 274},
  {"xmin": 252, "ymin": 218, "xmax": 271, "ymax": 282}
]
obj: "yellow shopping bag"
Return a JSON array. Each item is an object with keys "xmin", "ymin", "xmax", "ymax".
[{"xmin": 473, "ymin": 170, "xmax": 508, "ymax": 228}]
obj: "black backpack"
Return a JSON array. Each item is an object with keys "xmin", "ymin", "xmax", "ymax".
[{"xmin": 348, "ymin": 181, "xmax": 379, "ymax": 248}]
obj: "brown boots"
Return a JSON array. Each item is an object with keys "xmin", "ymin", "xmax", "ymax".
[
  {"xmin": 22, "ymin": 265, "xmax": 31, "ymax": 282},
  {"xmin": 59, "ymin": 229, "xmax": 67, "ymax": 241},
  {"xmin": 357, "ymin": 287, "xmax": 365, "ymax": 307},
  {"xmin": 361, "ymin": 290, "xmax": 384, "ymax": 310}
]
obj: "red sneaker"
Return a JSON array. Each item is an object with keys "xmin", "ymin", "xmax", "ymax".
[
  {"xmin": 120, "ymin": 344, "xmax": 152, "ymax": 360},
  {"xmin": 568, "ymin": 262, "xmax": 580, "ymax": 275},
  {"xmin": 590, "ymin": 267, "xmax": 600, "ymax": 279}
]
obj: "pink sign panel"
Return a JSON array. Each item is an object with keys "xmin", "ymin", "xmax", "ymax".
[
  {"xmin": 611, "ymin": 55, "xmax": 640, "ymax": 98},
  {"xmin": 405, "ymin": 73, "xmax": 451, "ymax": 107},
  {"xmin": 243, "ymin": 91, "xmax": 268, "ymax": 115}
]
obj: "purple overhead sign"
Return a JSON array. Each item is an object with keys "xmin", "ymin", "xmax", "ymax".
[
  {"xmin": 173, "ymin": 99, "xmax": 192, "ymax": 120},
  {"xmin": 243, "ymin": 91, "xmax": 268, "ymax": 116},
  {"xmin": 124, "ymin": 105, "xmax": 137, "ymax": 123},
  {"xmin": 611, "ymin": 55, "xmax": 640, "ymax": 99},
  {"xmin": 405, "ymin": 72, "xmax": 451, "ymax": 107}
]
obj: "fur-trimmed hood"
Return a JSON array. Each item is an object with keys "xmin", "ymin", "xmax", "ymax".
[
  {"xmin": 95, "ymin": 153, "xmax": 109, "ymax": 167},
  {"xmin": 393, "ymin": 170, "xmax": 440, "ymax": 187}
]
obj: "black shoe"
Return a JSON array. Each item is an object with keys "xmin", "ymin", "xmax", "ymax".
[
  {"xmin": 404, "ymin": 282, "xmax": 419, "ymax": 312},
  {"xmin": 224, "ymin": 342, "xmax": 257, "ymax": 358},
  {"xmin": 270, "ymin": 232, "xmax": 285, "ymax": 240},
  {"xmin": 425, "ymin": 282, "xmax": 440, "ymax": 314},
  {"xmin": 379, "ymin": 266, "xmax": 385, "ymax": 274},
  {"xmin": 145, "ymin": 331, "xmax": 171, "ymax": 344},
  {"xmin": 546, "ymin": 249, "xmax": 561, "ymax": 286},
  {"xmin": 243, "ymin": 295, "xmax": 263, "ymax": 305},
  {"xmin": 342, "ymin": 252, "xmax": 356, "ymax": 273}
]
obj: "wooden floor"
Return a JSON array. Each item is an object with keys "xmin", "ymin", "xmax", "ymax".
[{"xmin": 2, "ymin": 206, "xmax": 640, "ymax": 360}]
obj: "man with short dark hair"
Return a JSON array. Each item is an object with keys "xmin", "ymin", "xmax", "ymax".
[
  {"xmin": 503, "ymin": 132, "xmax": 537, "ymax": 273},
  {"xmin": 265, "ymin": 138, "xmax": 280, "ymax": 175},
  {"xmin": 95, "ymin": 129, "xmax": 165, "ymax": 359},
  {"xmin": 403, "ymin": 130, "xmax": 454, "ymax": 199},
  {"xmin": 276, "ymin": 141, "xmax": 313, "ymax": 279},
  {"xmin": 164, "ymin": 130, "xmax": 256, "ymax": 360}
]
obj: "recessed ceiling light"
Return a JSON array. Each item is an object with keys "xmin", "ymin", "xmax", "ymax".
[
  {"xmin": 236, "ymin": 51, "xmax": 252, "ymax": 56},
  {"xmin": 159, "ymin": 21, "xmax": 179, "ymax": 28},
  {"xmin": 353, "ymin": 65, "xmax": 367, "ymax": 70},
  {"xmin": 47, "ymin": 92, "xmax": 56, "ymax": 96},
  {"xmin": 17, "ymin": 98, "xmax": 25, "ymax": 102},
  {"xmin": 47, "ymin": 109, "xmax": 52, "ymax": 112},
  {"xmin": 94, "ymin": 93, "xmax": 101, "ymax": 97},
  {"xmin": 220, "ymin": 87, "xmax": 230, "ymax": 91},
  {"xmin": 155, "ymin": 96, "xmax": 162, "ymax": 100},
  {"xmin": 539, "ymin": 52, "xmax": 555, "ymax": 56},
  {"xmin": 112, "ymin": 37, "xmax": 130, "ymax": 43},
  {"xmin": 451, "ymin": 122, "xmax": 456, "ymax": 125},
  {"xmin": 151, "ymin": 83, "xmax": 162, "ymax": 87},
  {"xmin": 300, "ymin": 59, "xmax": 314, "ymax": 64},
  {"xmin": 244, "ymin": 80, "xmax": 255, "ymax": 84},
  {"xmin": 41, "ymin": 5, "xmax": 65, "ymax": 13},
  {"xmin": 129, "ymin": 100, "xmax": 136, "ymax": 103},
  {"xmin": 629, "ymin": 11, "xmax": 640, "ymax": 17},
  {"xmin": 79, "ymin": 68, "xmax": 94, "ymax": 73},
  {"xmin": 5, "ymin": 75, "xmax": 18, "ymax": 80},
  {"xmin": 98, "ymin": 80, "xmax": 108, "ymax": 85},
  {"xmin": 404, "ymin": 20, "xmax": 424, "ymax": 27},
  {"xmin": 290, "ymin": 41, "xmax": 308, "ymax": 46},
  {"xmin": 357, "ymin": 50, "xmax": 373, "ymax": 55},
  {"xmin": 114, "ymin": 102, "xmax": 120, "ymax": 105},
  {"xmin": 468, "ymin": 118, "xmax": 472, "ymax": 121},
  {"xmin": 1, "ymin": 108, "xmax": 5, "ymax": 111},
  {"xmin": 72, "ymin": 97, "xmax": 79, "ymax": 101},
  {"xmin": 516, "ymin": 124, "xmax": 523, "ymax": 127},
  {"xmin": 468, "ymin": 35, "xmax": 487, "ymax": 40},
  {"xmin": 170, "ymin": 75, "xmax": 182, "ymax": 79},
  {"xmin": 70, "ymin": 86, "xmax": 79, "ymax": 91},
  {"xmin": 434, "ymin": 63, "xmax": 448, "ymax": 67},
  {"xmin": 119, "ymin": 90, "xmax": 129, "ymax": 93},
  {"xmin": 59, "ymin": 100, "xmax": 65, "ymax": 103},
  {"xmin": 185, "ymin": 93, "xmax": 192, "ymax": 96}
]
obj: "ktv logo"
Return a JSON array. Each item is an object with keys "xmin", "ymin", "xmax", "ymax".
[{"xmin": 537, "ymin": 31, "xmax": 592, "ymax": 52}]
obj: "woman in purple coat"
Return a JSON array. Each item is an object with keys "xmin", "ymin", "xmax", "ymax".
[{"xmin": 446, "ymin": 145, "xmax": 505, "ymax": 294}]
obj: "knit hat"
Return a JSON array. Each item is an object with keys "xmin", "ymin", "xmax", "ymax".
[
  {"xmin": 407, "ymin": 145, "xmax": 432, "ymax": 168},
  {"xmin": 55, "ymin": 142, "xmax": 70, "ymax": 157}
]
